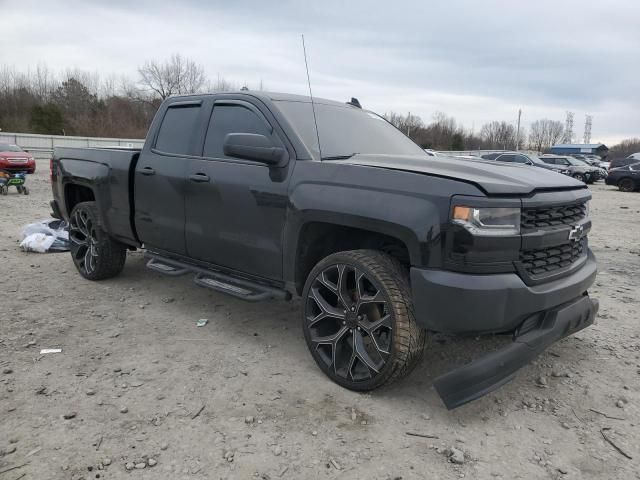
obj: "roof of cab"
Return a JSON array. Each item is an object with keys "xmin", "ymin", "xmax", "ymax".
[{"xmin": 169, "ymin": 91, "xmax": 348, "ymax": 107}]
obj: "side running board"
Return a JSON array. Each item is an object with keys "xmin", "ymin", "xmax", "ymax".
[
  {"xmin": 146, "ymin": 258, "xmax": 190, "ymax": 276},
  {"xmin": 144, "ymin": 252, "xmax": 290, "ymax": 302}
]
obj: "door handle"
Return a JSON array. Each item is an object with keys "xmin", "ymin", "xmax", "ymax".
[
  {"xmin": 140, "ymin": 167, "xmax": 155, "ymax": 176},
  {"xmin": 189, "ymin": 173, "xmax": 210, "ymax": 183}
]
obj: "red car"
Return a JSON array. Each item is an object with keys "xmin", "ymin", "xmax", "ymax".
[{"xmin": 0, "ymin": 143, "xmax": 36, "ymax": 173}]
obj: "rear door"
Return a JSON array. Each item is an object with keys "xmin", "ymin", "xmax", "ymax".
[
  {"xmin": 184, "ymin": 97, "xmax": 293, "ymax": 280},
  {"xmin": 134, "ymin": 100, "xmax": 205, "ymax": 255}
]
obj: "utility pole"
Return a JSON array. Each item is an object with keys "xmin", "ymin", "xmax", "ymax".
[
  {"xmin": 515, "ymin": 109, "xmax": 522, "ymax": 151},
  {"xmin": 407, "ymin": 111, "xmax": 411, "ymax": 137}
]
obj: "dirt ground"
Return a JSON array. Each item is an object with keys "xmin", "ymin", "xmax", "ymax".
[{"xmin": 1, "ymin": 161, "xmax": 639, "ymax": 480}]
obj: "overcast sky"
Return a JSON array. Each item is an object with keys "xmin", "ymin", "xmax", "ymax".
[{"xmin": 2, "ymin": 0, "xmax": 638, "ymax": 144}]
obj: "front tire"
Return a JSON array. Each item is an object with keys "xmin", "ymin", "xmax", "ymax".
[
  {"xmin": 572, "ymin": 173, "xmax": 586, "ymax": 183},
  {"xmin": 619, "ymin": 178, "xmax": 636, "ymax": 192},
  {"xmin": 69, "ymin": 202, "xmax": 127, "ymax": 280},
  {"xmin": 302, "ymin": 250, "xmax": 426, "ymax": 391}
]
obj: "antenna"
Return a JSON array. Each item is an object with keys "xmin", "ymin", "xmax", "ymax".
[{"xmin": 301, "ymin": 34, "xmax": 323, "ymax": 160}]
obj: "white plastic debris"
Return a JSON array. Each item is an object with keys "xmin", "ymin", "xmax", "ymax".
[
  {"xmin": 20, "ymin": 233, "xmax": 56, "ymax": 253},
  {"xmin": 20, "ymin": 218, "xmax": 69, "ymax": 253},
  {"xmin": 40, "ymin": 348, "xmax": 62, "ymax": 354},
  {"xmin": 196, "ymin": 319, "xmax": 208, "ymax": 327}
]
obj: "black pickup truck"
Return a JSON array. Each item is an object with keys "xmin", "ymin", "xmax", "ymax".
[{"xmin": 50, "ymin": 92, "xmax": 598, "ymax": 409}]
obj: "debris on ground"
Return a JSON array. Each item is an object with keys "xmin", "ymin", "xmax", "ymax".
[
  {"xmin": 19, "ymin": 219, "xmax": 69, "ymax": 253},
  {"xmin": 39, "ymin": 348, "xmax": 62, "ymax": 354}
]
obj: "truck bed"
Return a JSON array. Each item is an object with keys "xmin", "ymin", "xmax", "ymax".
[{"xmin": 51, "ymin": 147, "xmax": 141, "ymax": 246}]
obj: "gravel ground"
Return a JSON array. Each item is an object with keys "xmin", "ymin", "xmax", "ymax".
[{"xmin": 1, "ymin": 161, "xmax": 639, "ymax": 479}]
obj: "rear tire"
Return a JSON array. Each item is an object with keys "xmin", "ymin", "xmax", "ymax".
[
  {"xmin": 302, "ymin": 249, "xmax": 426, "ymax": 391},
  {"xmin": 69, "ymin": 201, "xmax": 127, "ymax": 280},
  {"xmin": 619, "ymin": 178, "xmax": 636, "ymax": 192}
]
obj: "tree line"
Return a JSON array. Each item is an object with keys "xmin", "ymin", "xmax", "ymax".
[
  {"xmin": 383, "ymin": 111, "xmax": 577, "ymax": 153},
  {"xmin": 0, "ymin": 55, "xmax": 249, "ymax": 139},
  {"xmin": 0, "ymin": 56, "xmax": 637, "ymax": 156}
]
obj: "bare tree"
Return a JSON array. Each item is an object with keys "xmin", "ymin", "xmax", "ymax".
[
  {"xmin": 480, "ymin": 121, "xmax": 517, "ymax": 149},
  {"xmin": 609, "ymin": 138, "xmax": 640, "ymax": 158},
  {"xmin": 528, "ymin": 119, "xmax": 564, "ymax": 152},
  {"xmin": 383, "ymin": 111, "xmax": 424, "ymax": 136},
  {"xmin": 138, "ymin": 54, "xmax": 206, "ymax": 100}
]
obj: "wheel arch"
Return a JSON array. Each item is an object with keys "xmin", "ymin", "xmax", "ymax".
[
  {"xmin": 64, "ymin": 183, "xmax": 96, "ymax": 217},
  {"xmin": 286, "ymin": 213, "xmax": 421, "ymax": 296}
]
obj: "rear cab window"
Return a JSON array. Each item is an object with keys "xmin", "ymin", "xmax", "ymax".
[{"xmin": 154, "ymin": 104, "xmax": 202, "ymax": 155}]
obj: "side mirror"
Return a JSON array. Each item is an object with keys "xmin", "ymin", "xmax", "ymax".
[{"xmin": 223, "ymin": 133, "xmax": 285, "ymax": 165}]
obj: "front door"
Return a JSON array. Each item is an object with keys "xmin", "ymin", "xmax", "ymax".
[{"xmin": 184, "ymin": 99, "xmax": 292, "ymax": 281}]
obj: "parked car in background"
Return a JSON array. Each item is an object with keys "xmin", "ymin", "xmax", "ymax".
[
  {"xmin": 568, "ymin": 157, "xmax": 607, "ymax": 181},
  {"xmin": 609, "ymin": 157, "xmax": 640, "ymax": 170},
  {"xmin": 580, "ymin": 154, "xmax": 608, "ymax": 169},
  {"xmin": 570, "ymin": 154, "xmax": 601, "ymax": 167},
  {"xmin": 628, "ymin": 152, "xmax": 640, "ymax": 160},
  {"xmin": 539, "ymin": 155, "xmax": 601, "ymax": 183},
  {"xmin": 0, "ymin": 143, "xmax": 36, "ymax": 174},
  {"xmin": 605, "ymin": 163, "xmax": 640, "ymax": 192},
  {"xmin": 480, "ymin": 151, "xmax": 571, "ymax": 176}
]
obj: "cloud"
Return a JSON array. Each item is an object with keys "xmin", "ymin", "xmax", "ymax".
[{"xmin": 1, "ymin": 0, "xmax": 638, "ymax": 143}]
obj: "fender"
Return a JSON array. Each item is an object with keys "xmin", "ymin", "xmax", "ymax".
[{"xmin": 283, "ymin": 161, "xmax": 485, "ymax": 287}]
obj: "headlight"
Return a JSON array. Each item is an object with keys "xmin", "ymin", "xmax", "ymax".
[{"xmin": 452, "ymin": 206, "xmax": 520, "ymax": 236}]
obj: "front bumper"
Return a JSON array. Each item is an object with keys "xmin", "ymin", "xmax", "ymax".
[
  {"xmin": 433, "ymin": 295, "xmax": 598, "ymax": 409},
  {"xmin": 410, "ymin": 250, "xmax": 597, "ymax": 334},
  {"xmin": 410, "ymin": 251, "xmax": 598, "ymax": 409}
]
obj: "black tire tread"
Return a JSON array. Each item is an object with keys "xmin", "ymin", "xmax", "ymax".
[
  {"xmin": 70, "ymin": 201, "xmax": 127, "ymax": 281},
  {"xmin": 618, "ymin": 178, "xmax": 636, "ymax": 192},
  {"xmin": 303, "ymin": 249, "xmax": 426, "ymax": 390}
]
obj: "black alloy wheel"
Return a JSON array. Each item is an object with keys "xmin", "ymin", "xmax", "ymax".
[
  {"xmin": 302, "ymin": 250, "xmax": 426, "ymax": 391},
  {"xmin": 69, "ymin": 202, "xmax": 127, "ymax": 280}
]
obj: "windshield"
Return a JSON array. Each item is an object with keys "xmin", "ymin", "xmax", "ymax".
[
  {"xmin": 0, "ymin": 144, "xmax": 23, "ymax": 152},
  {"xmin": 274, "ymin": 101, "xmax": 426, "ymax": 159}
]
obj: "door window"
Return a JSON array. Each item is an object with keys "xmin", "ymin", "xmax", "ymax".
[
  {"xmin": 154, "ymin": 105, "xmax": 201, "ymax": 155},
  {"xmin": 496, "ymin": 154, "xmax": 515, "ymax": 162},
  {"xmin": 203, "ymin": 104, "xmax": 272, "ymax": 159},
  {"xmin": 512, "ymin": 155, "xmax": 529, "ymax": 164}
]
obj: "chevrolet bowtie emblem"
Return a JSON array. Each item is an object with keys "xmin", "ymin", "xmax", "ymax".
[{"xmin": 568, "ymin": 225, "xmax": 584, "ymax": 242}]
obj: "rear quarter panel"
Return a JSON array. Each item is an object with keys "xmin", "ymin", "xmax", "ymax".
[{"xmin": 54, "ymin": 147, "xmax": 140, "ymax": 245}]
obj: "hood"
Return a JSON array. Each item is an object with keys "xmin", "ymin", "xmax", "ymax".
[
  {"xmin": 0, "ymin": 151, "xmax": 31, "ymax": 159},
  {"xmin": 335, "ymin": 154, "xmax": 585, "ymax": 195}
]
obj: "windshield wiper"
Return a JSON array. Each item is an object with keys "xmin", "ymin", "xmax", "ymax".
[{"xmin": 321, "ymin": 153, "xmax": 358, "ymax": 161}]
